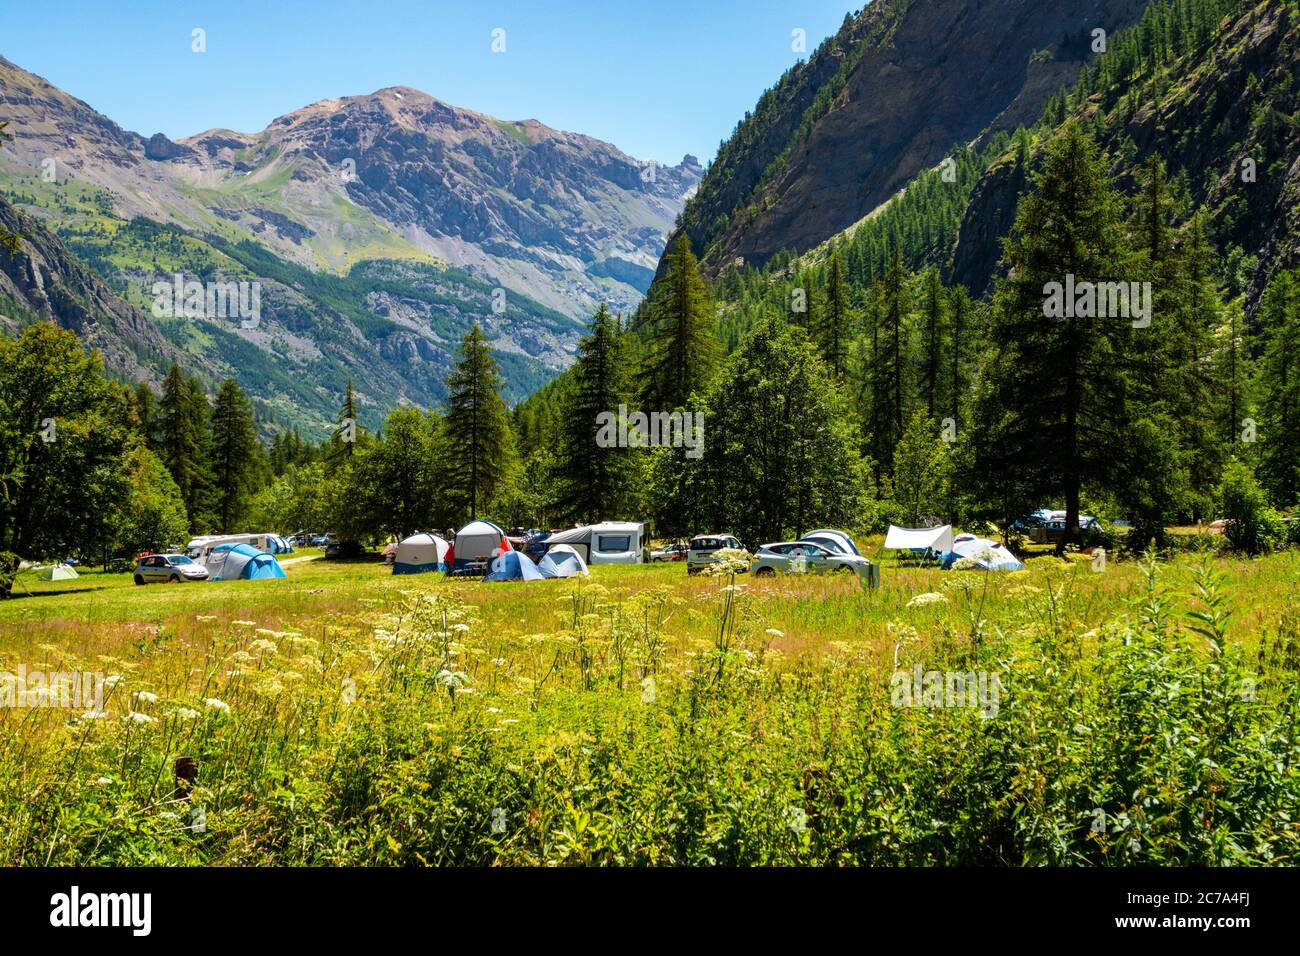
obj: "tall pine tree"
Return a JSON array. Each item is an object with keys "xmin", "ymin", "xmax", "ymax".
[
  {"xmin": 640, "ymin": 235, "xmax": 718, "ymax": 411},
  {"xmin": 1256, "ymin": 269, "xmax": 1300, "ymax": 508},
  {"xmin": 209, "ymin": 378, "xmax": 260, "ymax": 533},
  {"xmin": 444, "ymin": 322, "xmax": 513, "ymax": 520},
  {"xmin": 157, "ymin": 364, "xmax": 209, "ymax": 529},
  {"xmin": 553, "ymin": 305, "xmax": 635, "ymax": 523},
  {"xmin": 969, "ymin": 122, "xmax": 1135, "ymax": 550}
]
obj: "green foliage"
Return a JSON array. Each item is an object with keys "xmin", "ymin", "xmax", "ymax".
[
  {"xmin": 1255, "ymin": 269, "xmax": 1300, "ymax": 508},
  {"xmin": 443, "ymin": 323, "xmax": 515, "ymax": 521},
  {"xmin": 890, "ymin": 410, "xmax": 953, "ymax": 526},
  {"xmin": 969, "ymin": 122, "xmax": 1138, "ymax": 548},
  {"xmin": 345, "ymin": 407, "xmax": 447, "ymax": 540},
  {"xmin": 0, "ymin": 323, "xmax": 133, "ymax": 577},
  {"xmin": 551, "ymin": 305, "xmax": 638, "ymax": 524},
  {"xmin": 113, "ymin": 446, "xmax": 189, "ymax": 555},
  {"xmin": 656, "ymin": 317, "xmax": 866, "ymax": 544},
  {"xmin": 638, "ymin": 236, "xmax": 718, "ymax": 412},
  {"xmin": 209, "ymin": 379, "xmax": 263, "ymax": 533},
  {"xmin": 1218, "ymin": 458, "xmax": 1286, "ymax": 554},
  {"xmin": 4, "ymin": 555, "xmax": 1299, "ymax": 864}
]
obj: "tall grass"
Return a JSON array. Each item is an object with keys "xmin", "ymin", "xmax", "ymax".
[{"xmin": 0, "ymin": 552, "xmax": 1296, "ymax": 864}]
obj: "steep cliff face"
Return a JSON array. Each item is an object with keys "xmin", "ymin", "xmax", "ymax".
[
  {"xmin": 0, "ymin": 196, "xmax": 188, "ymax": 383},
  {"xmin": 662, "ymin": 0, "xmax": 1152, "ymax": 278},
  {"xmin": 951, "ymin": 0, "xmax": 1300, "ymax": 304}
]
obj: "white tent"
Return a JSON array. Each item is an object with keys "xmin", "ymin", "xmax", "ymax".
[
  {"xmin": 393, "ymin": 533, "xmax": 450, "ymax": 575},
  {"xmin": 39, "ymin": 563, "xmax": 79, "ymax": 581},
  {"xmin": 802, "ymin": 529, "xmax": 860, "ymax": 555},
  {"xmin": 883, "ymin": 525, "xmax": 954, "ymax": 554},
  {"xmin": 941, "ymin": 535, "xmax": 1025, "ymax": 571},
  {"xmin": 451, "ymin": 520, "xmax": 510, "ymax": 573},
  {"xmin": 538, "ymin": 544, "xmax": 589, "ymax": 579}
]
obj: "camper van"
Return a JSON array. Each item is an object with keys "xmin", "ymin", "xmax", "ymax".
[
  {"xmin": 541, "ymin": 522, "xmax": 644, "ymax": 565},
  {"xmin": 187, "ymin": 533, "xmax": 288, "ymax": 566}
]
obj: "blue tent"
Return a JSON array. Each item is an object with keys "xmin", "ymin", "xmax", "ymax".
[
  {"xmin": 208, "ymin": 543, "xmax": 287, "ymax": 581},
  {"xmin": 537, "ymin": 544, "xmax": 589, "ymax": 579},
  {"xmin": 482, "ymin": 550, "xmax": 545, "ymax": 582}
]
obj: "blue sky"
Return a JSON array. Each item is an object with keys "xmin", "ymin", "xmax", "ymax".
[{"xmin": 0, "ymin": 0, "xmax": 856, "ymax": 165}]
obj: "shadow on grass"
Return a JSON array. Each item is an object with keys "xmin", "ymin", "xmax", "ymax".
[{"xmin": 2, "ymin": 586, "xmax": 111, "ymax": 600}]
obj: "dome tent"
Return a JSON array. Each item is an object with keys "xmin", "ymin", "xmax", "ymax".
[
  {"xmin": 939, "ymin": 535, "xmax": 1025, "ymax": 571},
  {"xmin": 482, "ymin": 550, "xmax": 545, "ymax": 582},
  {"xmin": 393, "ymin": 532, "xmax": 450, "ymax": 575},
  {"xmin": 39, "ymin": 563, "xmax": 79, "ymax": 581},
  {"xmin": 802, "ymin": 529, "xmax": 860, "ymax": 555},
  {"xmin": 537, "ymin": 544, "xmax": 589, "ymax": 578},
  {"xmin": 207, "ymin": 543, "xmax": 286, "ymax": 581},
  {"xmin": 448, "ymin": 519, "xmax": 511, "ymax": 575}
]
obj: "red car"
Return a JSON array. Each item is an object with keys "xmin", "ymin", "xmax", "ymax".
[{"xmin": 650, "ymin": 543, "xmax": 688, "ymax": 562}]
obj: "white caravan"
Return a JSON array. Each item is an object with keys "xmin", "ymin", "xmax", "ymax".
[{"xmin": 542, "ymin": 522, "xmax": 644, "ymax": 565}]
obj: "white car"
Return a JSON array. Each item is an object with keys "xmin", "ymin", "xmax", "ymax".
[
  {"xmin": 686, "ymin": 534, "xmax": 747, "ymax": 574},
  {"xmin": 134, "ymin": 553, "xmax": 210, "ymax": 584},
  {"xmin": 750, "ymin": 541, "xmax": 875, "ymax": 579}
]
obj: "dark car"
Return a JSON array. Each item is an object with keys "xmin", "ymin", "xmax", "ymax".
[{"xmin": 325, "ymin": 540, "xmax": 366, "ymax": 560}]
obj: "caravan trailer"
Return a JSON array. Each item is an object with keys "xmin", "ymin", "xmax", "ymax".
[
  {"xmin": 542, "ymin": 522, "xmax": 644, "ymax": 565},
  {"xmin": 187, "ymin": 533, "xmax": 287, "ymax": 566}
]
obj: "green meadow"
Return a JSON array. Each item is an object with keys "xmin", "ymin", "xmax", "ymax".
[{"xmin": 1, "ymin": 549, "xmax": 1297, "ymax": 865}]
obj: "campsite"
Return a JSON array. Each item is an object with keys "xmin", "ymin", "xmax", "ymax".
[
  {"xmin": 2, "ymin": 0, "xmax": 1300, "ymax": 907},
  {"xmin": 2, "ymin": 533, "xmax": 1298, "ymax": 865}
]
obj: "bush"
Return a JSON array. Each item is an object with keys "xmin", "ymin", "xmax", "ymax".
[
  {"xmin": 1217, "ymin": 459, "xmax": 1285, "ymax": 555},
  {"xmin": 0, "ymin": 552, "xmax": 17, "ymax": 598}
]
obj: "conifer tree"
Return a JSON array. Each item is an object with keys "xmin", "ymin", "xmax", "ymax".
[
  {"xmin": 640, "ymin": 235, "xmax": 718, "ymax": 411},
  {"xmin": 918, "ymin": 267, "xmax": 948, "ymax": 419},
  {"xmin": 869, "ymin": 248, "xmax": 912, "ymax": 476},
  {"xmin": 210, "ymin": 378, "xmax": 260, "ymax": 532},
  {"xmin": 1256, "ymin": 269, "xmax": 1300, "ymax": 507},
  {"xmin": 553, "ymin": 305, "xmax": 635, "ymax": 523},
  {"xmin": 818, "ymin": 252, "xmax": 851, "ymax": 378},
  {"xmin": 157, "ymin": 364, "xmax": 209, "ymax": 528},
  {"xmin": 969, "ymin": 122, "xmax": 1135, "ymax": 550},
  {"xmin": 444, "ymin": 322, "xmax": 514, "ymax": 520}
]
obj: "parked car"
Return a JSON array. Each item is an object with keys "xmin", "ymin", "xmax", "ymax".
[
  {"xmin": 106, "ymin": 554, "xmax": 135, "ymax": 573},
  {"xmin": 325, "ymin": 540, "xmax": 365, "ymax": 560},
  {"xmin": 650, "ymin": 542, "xmax": 688, "ymax": 562},
  {"xmin": 686, "ymin": 534, "xmax": 747, "ymax": 574},
  {"xmin": 523, "ymin": 532, "xmax": 550, "ymax": 562},
  {"xmin": 133, "ymin": 553, "xmax": 210, "ymax": 585},
  {"xmin": 750, "ymin": 541, "xmax": 876, "ymax": 580}
]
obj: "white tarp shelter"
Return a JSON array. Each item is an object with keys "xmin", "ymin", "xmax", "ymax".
[{"xmin": 883, "ymin": 525, "xmax": 954, "ymax": 554}]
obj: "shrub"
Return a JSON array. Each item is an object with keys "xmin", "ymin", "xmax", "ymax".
[
  {"xmin": 0, "ymin": 552, "xmax": 18, "ymax": 599},
  {"xmin": 1217, "ymin": 459, "xmax": 1285, "ymax": 555}
]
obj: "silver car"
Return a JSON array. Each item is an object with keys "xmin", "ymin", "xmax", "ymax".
[
  {"xmin": 133, "ymin": 553, "xmax": 210, "ymax": 585},
  {"xmin": 750, "ymin": 541, "xmax": 874, "ymax": 579}
]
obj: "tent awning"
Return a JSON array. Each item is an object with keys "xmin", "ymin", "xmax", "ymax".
[{"xmin": 883, "ymin": 525, "xmax": 954, "ymax": 553}]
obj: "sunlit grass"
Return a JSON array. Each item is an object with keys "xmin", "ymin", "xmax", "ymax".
[{"xmin": 1, "ymin": 550, "xmax": 1297, "ymax": 865}]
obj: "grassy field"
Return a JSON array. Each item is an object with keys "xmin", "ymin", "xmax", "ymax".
[{"xmin": 1, "ymin": 548, "xmax": 1298, "ymax": 865}]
